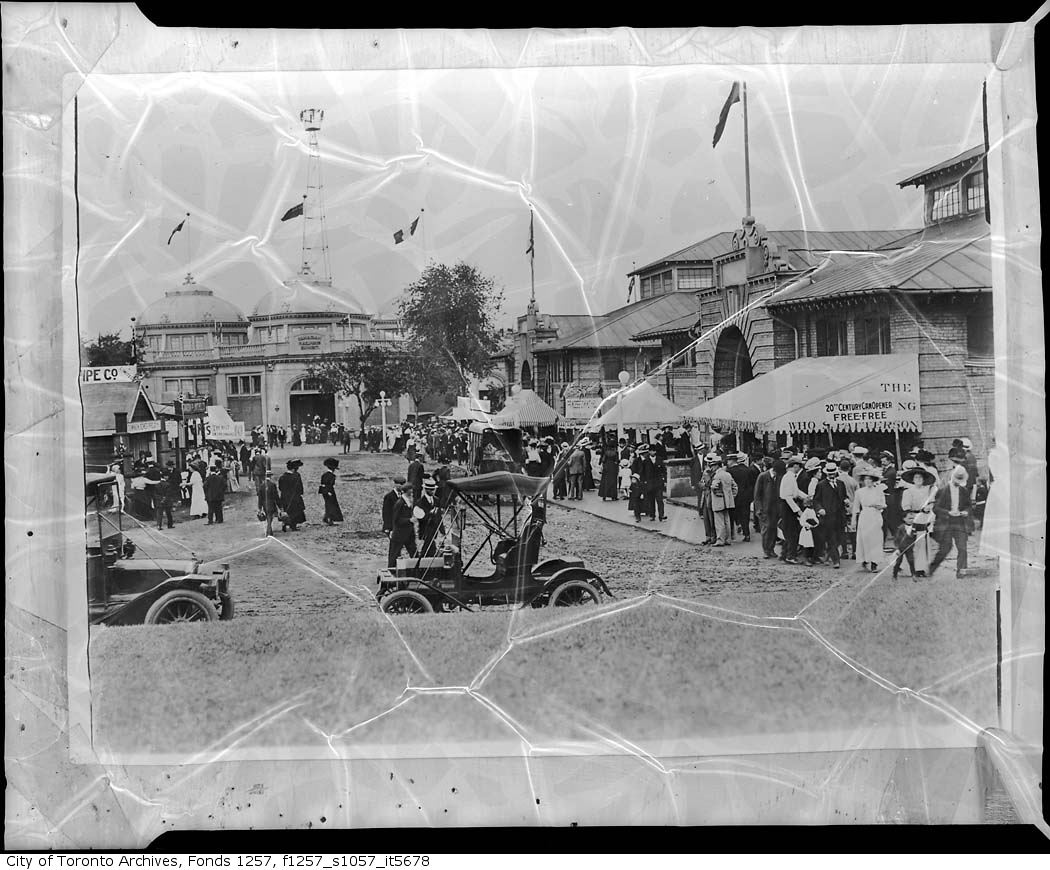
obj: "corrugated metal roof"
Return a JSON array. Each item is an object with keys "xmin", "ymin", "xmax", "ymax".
[
  {"xmin": 82, "ymin": 382, "xmax": 156, "ymax": 434},
  {"xmin": 632, "ymin": 311, "xmax": 699, "ymax": 341},
  {"xmin": 898, "ymin": 144, "xmax": 984, "ymax": 188},
  {"xmin": 632, "ymin": 228, "xmax": 917, "ymax": 274},
  {"xmin": 538, "ymin": 291, "xmax": 697, "ymax": 352},
  {"xmin": 766, "ymin": 214, "xmax": 990, "ymax": 308}
]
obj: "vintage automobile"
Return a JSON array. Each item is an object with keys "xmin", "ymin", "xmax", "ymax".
[
  {"xmin": 376, "ymin": 471, "xmax": 611, "ymax": 613},
  {"xmin": 86, "ymin": 472, "xmax": 233, "ymax": 625}
]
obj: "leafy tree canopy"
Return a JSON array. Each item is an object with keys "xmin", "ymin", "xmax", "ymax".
[
  {"xmin": 398, "ymin": 262, "xmax": 504, "ymax": 389},
  {"xmin": 82, "ymin": 332, "xmax": 140, "ymax": 366}
]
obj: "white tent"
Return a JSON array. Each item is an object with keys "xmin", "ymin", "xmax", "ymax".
[
  {"xmin": 585, "ymin": 380, "xmax": 686, "ymax": 430},
  {"xmin": 204, "ymin": 406, "xmax": 245, "ymax": 441},
  {"xmin": 490, "ymin": 388, "xmax": 559, "ymax": 427}
]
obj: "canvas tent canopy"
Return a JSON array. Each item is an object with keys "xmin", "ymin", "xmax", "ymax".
[
  {"xmin": 204, "ymin": 405, "xmax": 245, "ymax": 441},
  {"xmin": 490, "ymin": 388, "xmax": 559, "ymax": 427},
  {"xmin": 585, "ymin": 379, "xmax": 686, "ymax": 430},
  {"xmin": 684, "ymin": 353, "xmax": 922, "ymax": 435}
]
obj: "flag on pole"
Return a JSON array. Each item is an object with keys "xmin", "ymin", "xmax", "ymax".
[
  {"xmin": 393, "ymin": 229, "xmax": 405, "ymax": 245},
  {"xmin": 280, "ymin": 201, "xmax": 304, "ymax": 222},
  {"xmin": 712, "ymin": 81, "xmax": 741, "ymax": 148},
  {"xmin": 627, "ymin": 274, "xmax": 636, "ymax": 304},
  {"xmin": 410, "ymin": 214, "xmax": 420, "ymax": 235},
  {"xmin": 526, "ymin": 210, "xmax": 534, "ymax": 255},
  {"xmin": 167, "ymin": 215, "xmax": 188, "ymax": 245}
]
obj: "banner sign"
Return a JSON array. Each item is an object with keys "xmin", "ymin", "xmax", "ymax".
[
  {"xmin": 174, "ymin": 398, "xmax": 207, "ymax": 417},
  {"xmin": 126, "ymin": 419, "xmax": 161, "ymax": 434},
  {"xmin": 165, "ymin": 419, "xmax": 180, "ymax": 443},
  {"xmin": 563, "ymin": 396, "xmax": 600, "ymax": 421},
  {"xmin": 81, "ymin": 365, "xmax": 136, "ymax": 384}
]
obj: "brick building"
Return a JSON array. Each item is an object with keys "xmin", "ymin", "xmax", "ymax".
[{"xmin": 639, "ymin": 144, "xmax": 993, "ymax": 463}]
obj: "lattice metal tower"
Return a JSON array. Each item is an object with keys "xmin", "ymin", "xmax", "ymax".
[{"xmin": 298, "ymin": 108, "xmax": 332, "ymax": 285}]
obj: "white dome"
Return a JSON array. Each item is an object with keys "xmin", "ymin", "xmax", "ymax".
[
  {"xmin": 251, "ymin": 276, "xmax": 368, "ymax": 319},
  {"xmin": 138, "ymin": 277, "xmax": 247, "ymax": 326}
]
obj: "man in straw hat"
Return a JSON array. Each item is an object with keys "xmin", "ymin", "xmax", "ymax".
[
  {"xmin": 415, "ymin": 475, "xmax": 444, "ymax": 556},
  {"xmin": 928, "ymin": 464, "xmax": 973, "ymax": 577},
  {"xmin": 778, "ymin": 455, "xmax": 806, "ymax": 563},
  {"xmin": 813, "ymin": 461, "xmax": 849, "ymax": 568},
  {"xmin": 709, "ymin": 454, "xmax": 737, "ymax": 546}
]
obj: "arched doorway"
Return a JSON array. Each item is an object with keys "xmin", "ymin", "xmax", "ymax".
[
  {"xmin": 520, "ymin": 360, "xmax": 533, "ymax": 390},
  {"xmin": 712, "ymin": 327, "xmax": 755, "ymax": 453},
  {"xmin": 713, "ymin": 326, "xmax": 754, "ymax": 396},
  {"xmin": 289, "ymin": 376, "xmax": 335, "ymax": 426}
]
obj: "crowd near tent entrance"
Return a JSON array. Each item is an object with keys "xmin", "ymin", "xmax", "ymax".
[{"xmin": 289, "ymin": 376, "xmax": 335, "ymax": 426}]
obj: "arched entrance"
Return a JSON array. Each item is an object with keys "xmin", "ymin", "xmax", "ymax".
[
  {"xmin": 289, "ymin": 376, "xmax": 335, "ymax": 426},
  {"xmin": 520, "ymin": 360, "xmax": 533, "ymax": 390},
  {"xmin": 713, "ymin": 326, "xmax": 754, "ymax": 396}
]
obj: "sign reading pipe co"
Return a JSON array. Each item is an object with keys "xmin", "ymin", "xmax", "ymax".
[{"xmin": 80, "ymin": 365, "xmax": 137, "ymax": 384}]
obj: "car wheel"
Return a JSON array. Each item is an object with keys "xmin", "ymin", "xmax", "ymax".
[
  {"xmin": 381, "ymin": 590, "xmax": 434, "ymax": 614},
  {"xmin": 145, "ymin": 590, "xmax": 218, "ymax": 624},
  {"xmin": 549, "ymin": 579, "xmax": 601, "ymax": 607}
]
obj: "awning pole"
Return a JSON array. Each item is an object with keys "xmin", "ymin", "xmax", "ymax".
[
  {"xmin": 825, "ymin": 425, "xmax": 834, "ymax": 449},
  {"xmin": 894, "ymin": 425, "xmax": 902, "ymax": 468}
]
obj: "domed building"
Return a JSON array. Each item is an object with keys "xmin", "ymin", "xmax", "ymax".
[{"xmin": 136, "ymin": 271, "xmax": 406, "ymax": 435}]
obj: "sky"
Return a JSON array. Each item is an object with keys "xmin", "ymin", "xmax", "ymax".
[{"xmin": 74, "ymin": 62, "xmax": 990, "ymax": 338}]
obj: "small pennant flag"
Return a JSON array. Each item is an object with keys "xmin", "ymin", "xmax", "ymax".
[
  {"xmin": 167, "ymin": 214, "xmax": 188, "ymax": 245},
  {"xmin": 627, "ymin": 274, "xmax": 636, "ymax": 304},
  {"xmin": 393, "ymin": 229, "xmax": 405, "ymax": 245},
  {"xmin": 409, "ymin": 214, "xmax": 420, "ymax": 235},
  {"xmin": 526, "ymin": 210, "xmax": 534, "ymax": 256},
  {"xmin": 281, "ymin": 201, "xmax": 304, "ymax": 222},
  {"xmin": 712, "ymin": 81, "xmax": 741, "ymax": 149}
]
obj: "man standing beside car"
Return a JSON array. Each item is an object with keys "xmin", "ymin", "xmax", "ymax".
[{"xmin": 388, "ymin": 483, "xmax": 418, "ymax": 568}]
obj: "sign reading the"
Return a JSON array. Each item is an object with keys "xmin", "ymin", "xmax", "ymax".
[
  {"xmin": 126, "ymin": 419, "xmax": 161, "ymax": 434},
  {"xmin": 81, "ymin": 365, "xmax": 136, "ymax": 384}
]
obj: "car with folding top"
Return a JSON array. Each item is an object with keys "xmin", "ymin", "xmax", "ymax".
[
  {"xmin": 376, "ymin": 470, "xmax": 611, "ymax": 613},
  {"xmin": 85, "ymin": 472, "xmax": 233, "ymax": 625}
]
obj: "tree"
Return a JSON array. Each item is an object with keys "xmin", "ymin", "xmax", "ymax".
[
  {"xmin": 397, "ymin": 347, "xmax": 458, "ymax": 411},
  {"xmin": 81, "ymin": 331, "xmax": 142, "ymax": 366},
  {"xmin": 398, "ymin": 262, "xmax": 505, "ymax": 393},
  {"xmin": 311, "ymin": 346, "xmax": 410, "ymax": 432}
]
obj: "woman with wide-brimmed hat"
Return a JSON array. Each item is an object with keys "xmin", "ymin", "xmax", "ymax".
[
  {"xmin": 278, "ymin": 458, "xmax": 306, "ymax": 531},
  {"xmin": 899, "ymin": 465, "xmax": 937, "ymax": 574},
  {"xmin": 851, "ymin": 467, "xmax": 886, "ymax": 571},
  {"xmin": 319, "ymin": 457, "xmax": 344, "ymax": 525}
]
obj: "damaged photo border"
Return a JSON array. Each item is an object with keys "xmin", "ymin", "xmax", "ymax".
[{"xmin": 32, "ymin": 23, "xmax": 1043, "ymax": 780}]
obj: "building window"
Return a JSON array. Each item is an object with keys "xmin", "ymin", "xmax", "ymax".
[
  {"xmin": 219, "ymin": 333, "xmax": 248, "ymax": 346},
  {"xmin": 164, "ymin": 377, "xmax": 210, "ymax": 396},
  {"xmin": 227, "ymin": 375, "xmax": 261, "ymax": 395},
  {"xmin": 640, "ymin": 270, "xmax": 672, "ymax": 300},
  {"xmin": 815, "ymin": 318, "xmax": 848, "ymax": 356},
  {"xmin": 167, "ymin": 333, "xmax": 208, "ymax": 352},
  {"xmin": 928, "ymin": 182, "xmax": 962, "ymax": 222},
  {"xmin": 967, "ymin": 311, "xmax": 994, "ymax": 360},
  {"xmin": 677, "ymin": 267, "xmax": 714, "ymax": 290},
  {"xmin": 965, "ymin": 172, "xmax": 985, "ymax": 214},
  {"xmin": 666, "ymin": 337, "xmax": 696, "ymax": 368},
  {"xmin": 144, "ymin": 334, "xmax": 163, "ymax": 352},
  {"xmin": 602, "ymin": 355, "xmax": 625, "ymax": 381},
  {"xmin": 290, "ymin": 377, "xmax": 327, "ymax": 392},
  {"xmin": 855, "ymin": 315, "xmax": 892, "ymax": 355},
  {"xmin": 639, "ymin": 276, "xmax": 651, "ymax": 300}
]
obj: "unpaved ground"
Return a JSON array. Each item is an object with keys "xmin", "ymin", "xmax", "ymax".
[
  {"xmin": 94, "ymin": 446, "xmax": 999, "ymax": 757},
  {"xmin": 120, "ymin": 447, "xmax": 858, "ymax": 619}
]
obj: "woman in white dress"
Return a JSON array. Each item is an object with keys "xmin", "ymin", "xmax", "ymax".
[
  {"xmin": 109, "ymin": 463, "xmax": 126, "ymax": 512},
  {"xmin": 899, "ymin": 466, "xmax": 937, "ymax": 576},
  {"xmin": 851, "ymin": 469, "xmax": 887, "ymax": 572},
  {"xmin": 189, "ymin": 466, "xmax": 207, "ymax": 517}
]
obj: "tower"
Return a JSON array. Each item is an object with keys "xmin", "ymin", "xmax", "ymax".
[{"xmin": 298, "ymin": 108, "xmax": 332, "ymax": 285}]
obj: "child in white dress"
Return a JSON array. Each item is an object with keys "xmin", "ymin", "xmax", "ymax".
[
  {"xmin": 617, "ymin": 459, "xmax": 632, "ymax": 500},
  {"xmin": 798, "ymin": 497, "xmax": 820, "ymax": 566}
]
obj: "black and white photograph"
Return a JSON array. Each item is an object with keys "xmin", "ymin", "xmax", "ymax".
[{"xmin": 5, "ymin": 8, "xmax": 1046, "ymax": 848}]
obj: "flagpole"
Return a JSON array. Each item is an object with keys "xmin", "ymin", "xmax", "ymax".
[
  {"xmin": 185, "ymin": 212, "xmax": 191, "ymax": 273},
  {"xmin": 530, "ymin": 210, "xmax": 536, "ymax": 304},
  {"xmin": 742, "ymin": 82, "xmax": 752, "ymax": 219}
]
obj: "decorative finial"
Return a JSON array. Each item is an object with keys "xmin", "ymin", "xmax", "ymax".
[{"xmin": 183, "ymin": 272, "xmax": 195, "ymax": 285}]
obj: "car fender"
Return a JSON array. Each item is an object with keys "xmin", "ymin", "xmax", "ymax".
[
  {"xmin": 93, "ymin": 576, "xmax": 213, "ymax": 626},
  {"xmin": 542, "ymin": 567, "xmax": 612, "ymax": 598},
  {"xmin": 532, "ymin": 557, "xmax": 584, "ymax": 577}
]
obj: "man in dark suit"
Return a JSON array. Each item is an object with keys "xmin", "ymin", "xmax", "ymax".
[
  {"xmin": 727, "ymin": 452, "xmax": 753, "ymax": 542},
  {"xmin": 929, "ymin": 465, "xmax": 973, "ymax": 576},
  {"xmin": 415, "ymin": 477, "xmax": 444, "ymax": 556},
  {"xmin": 813, "ymin": 461, "xmax": 849, "ymax": 568},
  {"xmin": 630, "ymin": 444, "xmax": 656, "ymax": 521},
  {"xmin": 204, "ymin": 463, "xmax": 227, "ymax": 525},
  {"xmin": 388, "ymin": 483, "xmax": 418, "ymax": 568},
  {"xmin": 407, "ymin": 455, "xmax": 425, "ymax": 502},
  {"xmin": 753, "ymin": 458, "xmax": 780, "ymax": 558},
  {"xmin": 382, "ymin": 474, "xmax": 407, "ymax": 537}
]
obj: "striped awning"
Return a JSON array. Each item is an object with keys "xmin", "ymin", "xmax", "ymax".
[
  {"xmin": 491, "ymin": 389, "xmax": 559, "ymax": 427},
  {"xmin": 684, "ymin": 353, "xmax": 922, "ymax": 435}
]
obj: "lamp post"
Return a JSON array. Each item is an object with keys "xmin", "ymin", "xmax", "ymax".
[
  {"xmin": 377, "ymin": 390, "xmax": 391, "ymax": 451},
  {"xmin": 616, "ymin": 370, "xmax": 631, "ymax": 445}
]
